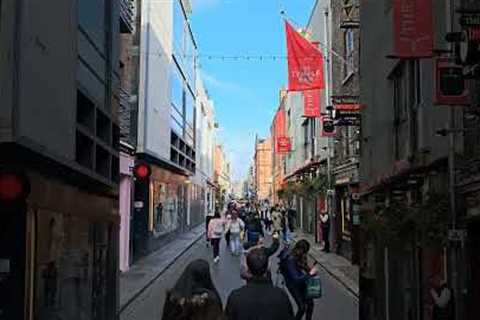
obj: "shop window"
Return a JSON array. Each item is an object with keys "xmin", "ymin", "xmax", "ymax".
[
  {"xmin": 152, "ymin": 181, "xmax": 179, "ymax": 236},
  {"xmin": 35, "ymin": 211, "xmax": 111, "ymax": 320}
]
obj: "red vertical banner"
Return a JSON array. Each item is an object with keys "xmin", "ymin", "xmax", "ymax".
[
  {"xmin": 274, "ymin": 106, "xmax": 291, "ymax": 154},
  {"xmin": 303, "ymin": 89, "xmax": 321, "ymax": 117},
  {"xmin": 393, "ymin": 0, "xmax": 434, "ymax": 58},
  {"xmin": 285, "ymin": 21, "xmax": 325, "ymax": 91}
]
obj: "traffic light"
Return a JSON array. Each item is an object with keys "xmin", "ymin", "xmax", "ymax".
[
  {"xmin": 133, "ymin": 162, "xmax": 151, "ymax": 180},
  {"xmin": 0, "ymin": 169, "xmax": 31, "ymax": 211}
]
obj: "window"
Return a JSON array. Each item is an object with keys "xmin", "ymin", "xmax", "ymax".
[
  {"xmin": 171, "ymin": 66, "xmax": 183, "ymax": 112},
  {"xmin": 343, "ymin": 29, "xmax": 355, "ymax": 79},
  {"xmin": 152, "ymin": 181, "xmax": 180, "ymax": 236}
]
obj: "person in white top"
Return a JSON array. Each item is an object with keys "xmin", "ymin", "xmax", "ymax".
[
  {"xmin": 429, "ymin": 274, "xmax": 453, "ymax": 320},
  {"xmin": 226, "ymin": 212, "xmax": 245, "ymax": 255},
  {"xmin": 320, "ymin": 211, "xmax": 330, "ymax": 252}
]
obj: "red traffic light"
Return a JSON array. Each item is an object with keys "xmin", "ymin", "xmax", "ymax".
[
  {"xmin": 0, "ymin": 171, "xmax": 30, "ymax": 202},
  {"xmin": 133, "ymin": 163, "xmax": 151, "ymax": 180}
]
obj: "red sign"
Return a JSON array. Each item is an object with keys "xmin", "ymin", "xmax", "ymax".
[
  {"xmin": 276, "ymin": 137, "xmax": 292, "ymax": 153},
  {"xmin": 335, "ymin": 104, "xmax": 362, "ymax": 111},
  {"xmin": 285, "ymin": 21, "xmax": 325, "ymax": 91},
  {"xmin": 303, "ymin": 89, "xmax": 321, "ymax": 117},
  {"xmin": 393, "ymin": 0, "xmax": 434, "ymax": 58},
  {"xmin": 274, "ymin": 106, "xmax": 291, "ymax": 154}
]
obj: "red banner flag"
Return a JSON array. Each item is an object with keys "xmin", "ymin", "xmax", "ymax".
[
  {"xmin": 274, "ymin": 106, "xmax": 291, "ymax": 153},
  {"xmin": 393, "ymin": 0, "xmax": 434, "ymax": 58},
  {"xmin": 303, "ymin": 89, "xmax": 321, "ymax": 117},
  {"xmin": 277, "ymin": 137, "xmax": 292, "ymax": 153},
  {"xmin": 285, "ymin": 21, "xmax": 325, "ymax": 91}
]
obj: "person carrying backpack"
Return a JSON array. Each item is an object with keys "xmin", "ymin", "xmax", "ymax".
[
  {"xmin": 226, "ymin": 212, "xmax": 245, "ymax": 255},
  {"xmin": 208, "ymin": 210, "xmax": 225, "ymax": 264},
  {"xmin": 278, "ymin": 240, "xmax": 318, "ymax": 320}
]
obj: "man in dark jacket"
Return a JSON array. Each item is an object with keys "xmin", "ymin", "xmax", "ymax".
[
  {"xmin": 226, "ymin": 248, "xmax": 294, "ymax": 320},
  {"xmin": 240, "ymin": 232, "xmax": 280, "ymax": 282}
]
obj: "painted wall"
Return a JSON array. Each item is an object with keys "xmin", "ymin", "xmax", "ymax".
[{"xmin": 119, "ymin": 152, "xmax": 134, "ymax": 272}]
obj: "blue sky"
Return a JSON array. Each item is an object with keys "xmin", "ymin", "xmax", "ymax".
[{"xmin": 190, "ymin": 0, "xmax": 315, "ymax": 181}]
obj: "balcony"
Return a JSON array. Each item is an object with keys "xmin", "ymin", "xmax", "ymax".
[{"xmin": 120, "ymin": 0, "xmax": 135, "ymax": 33}]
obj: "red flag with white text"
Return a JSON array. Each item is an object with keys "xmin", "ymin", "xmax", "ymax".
[
  {"xmin": 285, "ymin": 21, "xmax": 325, "ymax": 91},
  {"xmin": 274, "ymin": 106, "xmax": 291, "ymax": 153},
  {"xmin": 393, "ymin": 0, "xmax": 434, "ymax": 58},
  {"xmin": 303, "ymin": 89, "xmax": 321, "ymax": 117}
]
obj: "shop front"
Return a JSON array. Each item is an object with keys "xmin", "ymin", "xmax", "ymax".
[
  {"xmin": 132, "ymin": 161, "xmax": 190, "ymax": 261},
  {"xmin": 0, "ymin": 170, "xmax": 118, "ymax": 320},
  {"xmin": 333, "ymin": 166, "xmax": 359, "ymax": 261}
]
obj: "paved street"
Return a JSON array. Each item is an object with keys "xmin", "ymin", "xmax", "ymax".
[{"xmin": 120, "ymin": 235, "xmax": 358, "ymax": 320}]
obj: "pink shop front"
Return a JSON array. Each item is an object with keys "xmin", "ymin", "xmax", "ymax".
[{"xmin": 119, "ymin": 151, "xmax": 134, "ymax": 272}]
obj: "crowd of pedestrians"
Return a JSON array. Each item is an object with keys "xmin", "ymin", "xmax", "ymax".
[{"xmin": 162, "ymin": 200, "xmax": 322, "ymax": 320}]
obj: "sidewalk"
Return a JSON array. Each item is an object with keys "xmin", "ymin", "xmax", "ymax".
[
  {"xmin": 293, "ymin": 231, "xmax": 359, "ymax": 299},
  {"xmin": 119, "ymin": 224, "xmax": 205, "ymax": 313}
]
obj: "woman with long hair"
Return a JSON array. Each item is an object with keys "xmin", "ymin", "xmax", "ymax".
[
  {"xmin": 162, "ymin": 259, "xmax": 224, "ymax": 320},
  {"xmin": 281, "ymin": 240, "xmax": 317, "ymax": 320},
  {"xmin": 208, "ymin": 210, "xmax": 225, "ymax": 263}
]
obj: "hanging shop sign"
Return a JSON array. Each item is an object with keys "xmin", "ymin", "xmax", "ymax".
[
  {"xmin": 458, "ymin": 14, "xmax": 480, "ymax": 65},
  {"xmin": 274, "ymin": 106, "xmax": 292, "ymax": 154},
  {"xmin": 276, "ymin": 137, "xmax": 292, "ymax": 153},
  {"xmin": 321, "ymin": 116, "xmax": 336, "ymax": 137},
  {"xmin": 303, "ymin": 89, "xmax": 322, "ymax": 117},
  {"xmin": 434, "ymin": 57, "xmax": 471, "ymax": 105},
  {"xmin": 335, "ymin": 103, "xmax": 362, "ymax": 111},
  {"xmin": 393, "ymin": 0, "xmax": 434, "ymax": 58}
]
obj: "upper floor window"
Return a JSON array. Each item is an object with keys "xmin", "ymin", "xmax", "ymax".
[{"xmin": 343, "ymin": 29, "xmax": 355, "ymax": 80}]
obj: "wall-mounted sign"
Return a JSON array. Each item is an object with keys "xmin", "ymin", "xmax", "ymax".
[
  {"xmin": 434, "ymin": 57, "xmax": 471, "ymax": 105},
  {"xmin": 393, "ymin": 0, "xmax": 434, "ymax": 58}
]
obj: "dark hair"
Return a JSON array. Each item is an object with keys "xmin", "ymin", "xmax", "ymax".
[
  {"xmin": 213, "ymin": 210, "xmax": 221, "ymax": 219},
  {"xmin": 291, "ymin": 239, "xmax": 310, "ymax": 270},
  {"xmin": 246, "ymin": 248, "xmax": 269, "ymax": 276},
  {"xmin": 162, "ymin": 260, "xmax": 223, "ymax": 320}
]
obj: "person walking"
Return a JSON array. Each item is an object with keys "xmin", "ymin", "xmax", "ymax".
[
  {"xmin": 271, "ymin": 205, "xmax": 284, "ymax": 234},
  {"xmin": 240, "ymin": 231, "xmax": 280, "ymax": 283},
  {"xmin": 226, "ymin": 248, "xmax": 294, "ymax": 320},
  {"xmin": 208, "ymin": 210, "xmax": 225, "ymax": 263},
  {"xmin": 320, "ymin": 211, "xmax": 330, "ymax": 252},
  {"xmin": 225, "ymin": 213, "xmax": 232, "ymax": 249},
  {"xmin": 162, "ymin": 259, "xmax": 224, "ymax": 320},
  {"xmin": 279, "ymin": 239, "xmax": 317, "ymax": 320},
  {"xmin": 205, "ymin": 208, "xmax": 216, "ymax": 247},
  {"xmin": 226, "ymin": 212, "xmax": 245, "ymax": 255},
  {"xmin": 287, "ymin": 206, "xmax": 297, "ymax": 233},
  {"xmin": 245, "ymin": 212, "xmax": 264, "ymax": 245},
  {"xmin": 429, "ymin": 274, "xmax": 454, "ymax": 320}
]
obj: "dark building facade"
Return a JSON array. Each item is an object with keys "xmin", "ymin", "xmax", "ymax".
[
  {"xmin": 0, "ymin": 0, "xmax": 124, "ymax": 319},
  {"xmin": 358, "ymin": 1, "xmax": 480, "ymax": 320}
]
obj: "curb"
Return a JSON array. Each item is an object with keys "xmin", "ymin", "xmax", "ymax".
[
  {"xmin": 291, "ymin": 237, "xmax": 359, "ymax": 300},
  {"xmin": 308, "ymin": 252, "xmax": 359, "ymax": 301},
  {"xmin": 119, "ymin": 230, "xmax": 206, "ymax": 314}
]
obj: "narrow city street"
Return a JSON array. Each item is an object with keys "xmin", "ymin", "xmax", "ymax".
[{"xmin": 120, "ymin": 235, "xmax": 358, "ymax": 320}]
